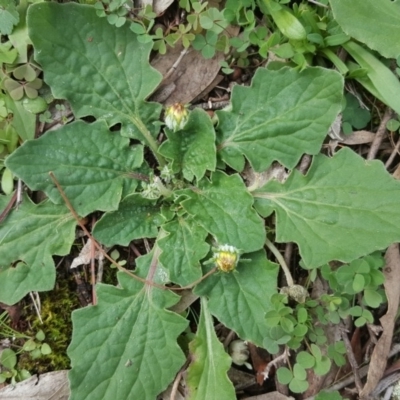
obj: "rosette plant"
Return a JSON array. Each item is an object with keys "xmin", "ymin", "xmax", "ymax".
[{"xmin": 2, "ymin": 2, "xmax": 400, "ymax": 399}]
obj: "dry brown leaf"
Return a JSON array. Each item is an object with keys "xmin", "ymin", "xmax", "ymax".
[
  {"xmin": 340, "ymin": 130, "xmax": 375, "ymax": 145},
  {"xmin": 360, "ymin": 244, "xmax": 400, "ymax": 398},
  {"xmin": 135, "ymin": 0, "xmax": 174, "ymax": 14},
  {"xmin": 392, "ymin": 163, "xmax": 400, "ymax": 180},
  {"xmin": 151, "ymin": 44, "xmax": 225, "ymax": 105},
  {"xmin": 242, "ymin": 392, "xmax": 294, "ymax": 400},
  {"xmin": 0, "ymin": 371, "xmax": 69, "ymax": 400}
]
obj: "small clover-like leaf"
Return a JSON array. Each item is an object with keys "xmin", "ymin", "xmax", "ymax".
[{"xmin": 216, "ymin": 67, "xmax": 343, "ymax": 172}]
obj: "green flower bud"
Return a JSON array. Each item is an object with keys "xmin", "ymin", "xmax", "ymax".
[{"xmin": 164, "ymin": 103, "xmax": 189, "ymax": 131}]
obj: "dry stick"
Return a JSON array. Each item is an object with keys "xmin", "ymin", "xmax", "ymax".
[
  {"xmin": 48, "ymin": 172, "xmax": 216, "ymax": 292},
  {"xmin": 90, "ymin": 235, "xmax": 97, "ymax": 305},
  {"xmin": 0, "ymin": 190, "xmax": 17, "ymax": 224},
  {"xmin": 283, "ymin": 243, "xmax": 293, "ymax": 276},
  {"xmin": 340, "ymin": 323, "xmax": 363, "ymax": 394},
  {"xmin": 161, "ymin": 47, "xmax": 190, "ymax": 84},
  {"xmin": 367, "ymin": 108, "xmax": 394, "ymax": 160},
  {"xmin": 385, "ymin": 136, "xmax": 400, "ymax": 169}
]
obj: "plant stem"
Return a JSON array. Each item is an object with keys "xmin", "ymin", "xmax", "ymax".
[
  {"xmin": 154, "ymin": 177, "xmax": 173, "ymax": 197},
  {"xmin": 265, "ymin": 238, "xmax": 294, "ymax": 287},
  {"xmin": 134, "ymin": 117, "xmax": 166, "ymax": 168}
]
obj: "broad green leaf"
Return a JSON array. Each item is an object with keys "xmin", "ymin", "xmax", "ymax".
[
  {"xmin": 93, "ymin": 194, "xmax": 163, "ymax": 246},
  {"xmin": 343, "ymin": 41, "xmax": 400, "ymax": 116},
  {"xmin": 159, "ymin": 109, "xmax": 216, "ymax": 181},
  {"xmin": 179, "ymin": 171, "xmax": 265, "ymax": 252},
  {"xmin": 254, "ymin": 148, "xmax": 400, "ymax": 267},
  {"xmin": 330, "ymin": 0, "xmax": 400, "ymax": 59},
  {"xmin": 6, "ymin": 120, "xmax": 143, "ymax": 216},
  {"xmin": 216, "ymin": 67, "xmax": 343, "ymax": 172},
  {"xmin": 27, "ymin": 2, "xmax": 162, "ymax": 146},
  {"xmin": 186, "ymin": 297, "xmax": 235, "ymax": 400},
  {"xmin": 68, "ymin": 271, "xmax": 188, "ymax": 400},
  {"xmin": 194, "ymin": 250, "xmax": 279, "ymax": 347},
  {"xmin": 158, "ymin": 217, "xmax": 209, "ymax": 286},
  {"xmin": 0, "ymin": 195, "xmax": 75, "ymax": 305}
]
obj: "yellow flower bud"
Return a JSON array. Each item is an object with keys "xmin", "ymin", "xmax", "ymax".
[{"xmin": 213, "ymin": 244, "xmax": 241, "ymax": 273}]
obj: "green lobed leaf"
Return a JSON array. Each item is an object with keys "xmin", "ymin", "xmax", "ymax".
[
  {"xmin": 27, "ymin": 2, "xmax": 162, "ymax": 143},
  {"xmin": 0, "ymin": 1, "xmax": 19, "ymax": 36},
  {"xmin": 216, "ymin": 67, "xmax": 343, "ymax": 172},
  {"xmin": 68, "ymin": 270, "xmax": 188, "ymax": 400},
  {"xmin": 158, "ymin": 217, "xmax": 209, "ymax": 286},
  {"xmin": 186, "ymin": 297, "xmax": 235, "ymax": 400},
  {"xmin": 254, "ymin": 148, "xmax": 400, "ymax": 267},
  {"xmin": 0, "ymin": 195, "xmax": 75, "ymax": 305},
  {"xmin": 6, "ymin": 120, "xmax": 143, "ymax": 216},
  {"xmin": 194, "ymin": 250, "xmax": 279, "ymax": 347},
  {"xmin": 93, "ymin": 194, "xmax": 164, "ymax": 246},
  {"xmin": 159, "ymin": 109, "xmax": 216, "ymax": 181},
  {"xmin": 330, "ymin": 0, "xmax": 400, "ymax": 59},
  {"xmin": 179, "ymin": 171, "xmax": 265, "ymax": 252}
]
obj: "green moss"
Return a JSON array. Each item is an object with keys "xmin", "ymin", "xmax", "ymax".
[{"xmin": 18, "ymin": 276, "xmax": 80, "ymax": 374}]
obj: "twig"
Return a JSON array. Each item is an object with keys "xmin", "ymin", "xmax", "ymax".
[
  {"xmin": 385, "ymin": 136, "xmax": 400, "ymax": 169},
  {"xmin": 90, "ymin": 233, "xmax": 97, "ymax": 305},
  {"xmin": 0, "ymin": 190, "xmax": 17, "ymax": 224},
  {"xmin": 262, "ymin": 347, "xmax": 290, "ymax": 379},
  {"xmin": 265, "ymin": 238, "xmax": 294, "ymax": 286},
  {"xmin": 306, "ymin": 0, "xmax": 329, "ymax": 7},
  {"xmin": 283, "ymin": 242, "xmax": 293, "ymax": 270},
  {"xmin": 367, "ymin": 108, "xmax": 394, "ymax": 160},
  {"xmin": 29, "ymin": 292, "xmax": 43, "ymax": 324},
  {"xmin": 340, "ymin": 324, "xmax": 363, "ymax": 393},
  {"xmin": 161, "ymin": 47, "xmax": 190, "ymax": 84}
]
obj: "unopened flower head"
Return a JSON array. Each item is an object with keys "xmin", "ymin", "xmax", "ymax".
[
  {"xmin": 213, "ymin": 244, "xmax": 241, "ymax": 273},
  {"xmin": 164, "ymin": 103, "xmax": 189, "ymax": 131}
]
